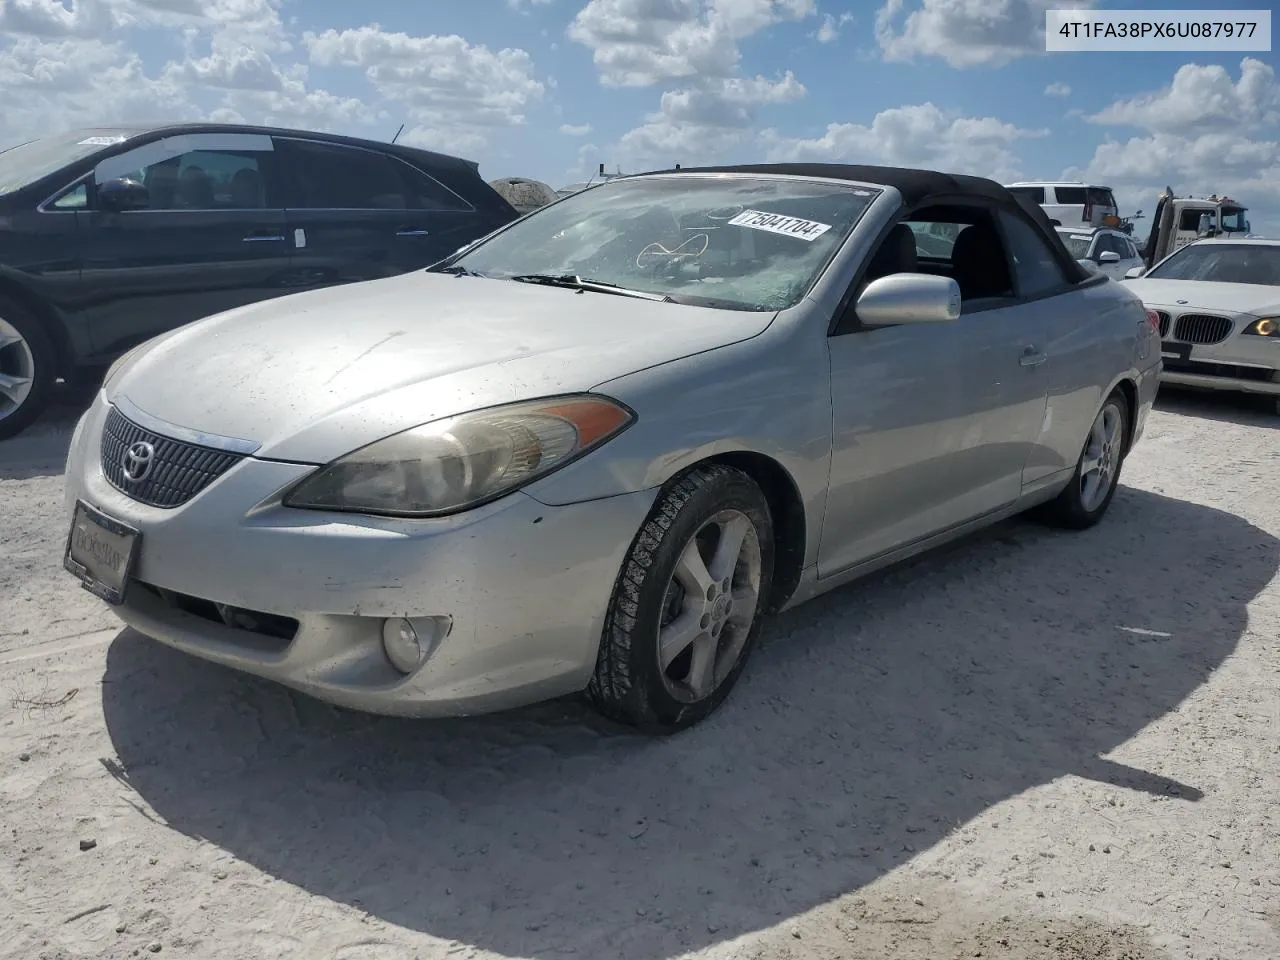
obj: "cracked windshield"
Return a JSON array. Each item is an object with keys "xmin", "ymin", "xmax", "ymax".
[{"xmin": 451, "ymin": 177, "xmax": 880, "ymax": 310}]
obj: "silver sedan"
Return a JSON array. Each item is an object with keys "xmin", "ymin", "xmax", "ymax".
[{"xmin": 62, "ymin": 164, "xmax": 1162, "ymax": 733}]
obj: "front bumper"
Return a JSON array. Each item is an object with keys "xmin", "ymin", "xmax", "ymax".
[
  {"xmin": 1157, "ymin": 319, "xmax": 1280, "ymax": 397},
  {"xmin": 64, "ymin": 394, "xmax": 656, "ymax": 717}
]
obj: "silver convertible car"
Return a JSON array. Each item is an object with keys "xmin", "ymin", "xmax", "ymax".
[{"xmin": 62, "ymin": 164, "xmax": 1162, "ymax": 733}]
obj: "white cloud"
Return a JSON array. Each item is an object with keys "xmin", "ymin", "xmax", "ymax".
[
  {"xmin": 560, "ymin": 123, "xmax": 594, "ymax": 135},
  {"xmin": 0, "ymin": 6, "xmax": 541, "ymax": 164},
  {"xmin": 621, "ymin": 72, "xmax": 806, "ymax": 162},
  {"xmin": 1069, "ymin": 58, "xmax": 1280, "ymax": 235},
  {"xmin": 814, "ymin": 10, "xmax": 853, "ymax": 43},
  {"xmin": 875, "ymin": 0, "xmax": 1094, "ymax": 68},
  {"xmin": 568, "ymin": 0, "xmax": 815, "ymax": 87},
  {"xmin": 303, "ymin": 26, "xmax": 545, "ymax": 154},
  {"xmin": 1043, "ymin": 81, "xmax": 1070, "ymax": 98},
  {"xmin": 1087, "ymin": 57, "xmax": 1280, "ymax": 135},
  {"xmin": 508, "ymin": 0, "xmax": 552, "ymax": 8},
  {"xmin": 765, "ymin": 102, "xmax": 1047, "ymax": 183},
  {"xmin": 0, "ymin": 36, "xmax": 192, "ymax": 137},
  {"xmin": 571, "ymin": 0, "xmax": 816, "ymax": 169}
]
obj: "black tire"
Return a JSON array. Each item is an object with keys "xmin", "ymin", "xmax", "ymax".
[
  {"xmin": 0, "ymin": 295, "xmax": 56, "ymax": 442},
  {"xmin": 1039, "ymin": 390, "xmax": 1131, "ymax": 529},
  {"xmin": 588, "ymin": 464, "xmax": 775, "ymax": 734}
]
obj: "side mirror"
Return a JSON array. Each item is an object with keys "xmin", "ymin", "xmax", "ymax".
[
  {"xmin": 1196, "ymin": 213, "xmax": 1213, "ymax": 237},
  {"xmin": 97, "ymin": 177, "xmax": 150, "ymax": 212},
  {"xmin": 856, "ymin": 273, "xmax": 961, "ymax": 327},
  {"xmin": 1098, "ymin": 251, "xmax": 1121, "ymax": 263},
  {"xmin": 1124, "ymin": 266, "xmax": 1146, "ymax": 280},
  {"xmin": 1078, "ymin": 259, "xmax": 1102, "ymax": 277}
]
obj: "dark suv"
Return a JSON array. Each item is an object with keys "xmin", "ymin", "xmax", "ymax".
[{"xmin": 0, "ymin": 123, "xmax": 519, "ymax": 438}]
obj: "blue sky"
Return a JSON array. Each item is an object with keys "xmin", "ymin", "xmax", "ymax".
[{"xmin": 2, "ymin": 0, "xmax": 1277, "ymax": 229}]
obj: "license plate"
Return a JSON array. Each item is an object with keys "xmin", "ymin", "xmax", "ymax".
[
  {"xmin": 1160, "ymin": 341, "xmax": 1191, "ymax": 361},
  {"xmin": 63, "ymin": 500, "xmax": 140, "ymax": 605}
]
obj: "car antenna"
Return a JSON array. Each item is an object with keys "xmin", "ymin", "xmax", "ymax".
[{"xmin": 391, "ymin": 123, "xmax": 405, "ymax": 144}]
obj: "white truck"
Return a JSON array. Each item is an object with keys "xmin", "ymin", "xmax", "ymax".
[{"xmin": 1139, "ymin": 186, "xmax": 1252, "ymax": 269}]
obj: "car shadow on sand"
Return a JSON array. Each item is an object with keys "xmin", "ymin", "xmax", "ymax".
[{"xmin": 100, "ymin": 486, "xmax": 1278, "ymax": 960}]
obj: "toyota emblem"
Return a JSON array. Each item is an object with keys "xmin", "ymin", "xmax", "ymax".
[{"xmin": 121, "ymin": 440, "xmax": 156, "ymax": 483}]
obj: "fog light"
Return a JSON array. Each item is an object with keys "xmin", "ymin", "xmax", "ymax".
[
  {"xmin": 382, "ymin": 617, "xmax": 424, "ymax": 674},
  {"xmin": 381, "ymin": 616, "xmax": 451, "ymax": 675}
]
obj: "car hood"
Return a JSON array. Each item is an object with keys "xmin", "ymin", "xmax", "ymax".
[
  {"xmin": 112, "ymin": 270, "xmax": 775, "ymax": 464},
  {"xmin": 1122, "ymin": 278, "xmax": 1280, "ymax": 317}
]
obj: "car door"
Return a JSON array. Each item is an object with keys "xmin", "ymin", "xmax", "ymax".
[
  {"xmin": 995, "ymin": 208, "xmax": 1111, "ymax": 486},
  {"xmin": 71, "ymin": 132, "xmax": 292, "ymax": 358},
  {"xmin": 273, "ymin": 137, "xmax": 474, "ymax": 292},
  {"xmin": 818, "ymin": 206, "xmax": 1049, "ymax": 577}
]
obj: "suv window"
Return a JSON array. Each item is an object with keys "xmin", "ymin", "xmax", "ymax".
[
  {"xmin": 1054, "ymin": 187, "xmax": 1086, "ymax": 205},
  {"xmin": 998, "ymin": 210, "xmax": 1069, "ymax": 296},
  {"xmin": 281, "ymin": 139, "xmax": 411, "ymax": 210},
  {"xmin": 98, "ymin": 148, "xmax": 272, "ymax": 210},
  {"xmin": 1008, "ymin": 186, "xmax": 1045, "ymax": 204},
  {"xmin": 398, "ymin": 162, "xmax": 472, "ymax": 212},
  {"xmin": 1086, "ymin": 187, "xmax": 1116, "ymax": 208}
]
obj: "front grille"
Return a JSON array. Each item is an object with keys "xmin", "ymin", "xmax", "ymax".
[
  {"xmin": 1172, "ymin": 313, "xmax": 1232, "ymax": 345},
  {"xmin": 1163, "ymin": 359, "xmax": 1277, "ymax": 383},
  {"xmin": 101, "ymin": 406, "xmax": 244, "ymax": 508},
  {"xmin": 1155, "ymin": 311, "xmax": 1171, "ymax": 338},
  {"xmin": 132, "ymin": 581, "xmax": 297, "ymax": 651}
]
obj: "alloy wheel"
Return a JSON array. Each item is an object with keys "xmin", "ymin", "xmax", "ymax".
[{"xmin": 656, "ymin": 508, "xmax": 762, "ymax": 703}]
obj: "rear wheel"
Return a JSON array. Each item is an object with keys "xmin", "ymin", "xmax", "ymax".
[
  {"xmin": 1039, "ymin": 391, "xmax": 1130, "ymax": 529},
  {"xmin": 0, "ymin": 297, "xmax": 55, "ymax": 441},
  {"xmin": 588, "ymin": 464, "xmax": 774, "ymax": 734}
]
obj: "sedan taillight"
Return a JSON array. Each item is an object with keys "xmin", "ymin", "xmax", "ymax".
[{"xmin": 1144, "ymin": 308, "xmax": 1161, "ymax": 333}]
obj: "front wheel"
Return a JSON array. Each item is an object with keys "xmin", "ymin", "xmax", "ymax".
[
  {"xmin": 1039, "ymin": 391, "xmax": 1130, "ymax": 529},
  {"xmin": 588, "ymin": 464, "xmax": 775, "ymax": 734}
]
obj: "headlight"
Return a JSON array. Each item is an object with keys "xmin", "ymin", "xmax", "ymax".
[
  {"xmin": 283, "ymin": 394, "xmax": 635, "ymax": 517},
  {"xmin": 1243, "ymin": 317, "xmax": 1279, "ymax": 336}
]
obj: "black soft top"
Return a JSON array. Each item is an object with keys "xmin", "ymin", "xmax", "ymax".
[{"xmin": 646, "ymin": 162, "xmax": 1092, "ymax": 284}]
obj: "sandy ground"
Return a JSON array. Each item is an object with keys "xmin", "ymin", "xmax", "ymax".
[{"xmin": 2, "ymin": 386, "xmax": 1279, "ymax": 960}]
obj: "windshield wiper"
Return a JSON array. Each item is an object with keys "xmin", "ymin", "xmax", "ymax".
[
  {"xmin": 507, "ymin": 273, "xmax": 674, "ymax": 302},
  {"xmin": 435, "ymin": 264, "xmax": 486, "ymax": 277}
]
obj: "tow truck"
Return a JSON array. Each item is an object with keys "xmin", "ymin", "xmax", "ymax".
[{"xmin": 1139, "ymin": 186, "xmax": 1252, "ymax": 269}]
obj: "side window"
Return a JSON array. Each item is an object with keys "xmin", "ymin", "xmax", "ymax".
[
  {"xmin": 397, "ymin": 162, "xmax": 472, "ymax": 212},
  {"xmin": 50, "ymin": 182, "xmax": 88, "ymax": 210},
  {"xmin": 998, "ymin": 210, "xmax": 1069, "ymax": 297},
  {"xmin": 902, "ymin": 207, "xmax": 1014, "ymax": 305},
  {"xmin": 1008, "ymin": 186, "xmax": 1045, "ymax": 204},
  {"xmin": 98, "ymin": 149, "xmax": 271, "ymax": 210},
  {"xmin": 1095, "ymin": 234, "xmax": 1121, "ymax": 257},
  {"xmin": 1178, "ymin": 208, "xmax": 1206, "ymax": 231},
  {"xmin": 281, "ymin": 140, "xmax": 408, "ymax": 210},
  {"xmin": 1054, "ymin": 186, "xmax": 1087, "ymax": 206},
  {"xmin": 1086, "ymin": 187, "xmax": 1115, "ymax": 209}
]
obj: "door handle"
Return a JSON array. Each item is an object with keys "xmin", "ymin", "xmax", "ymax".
[
  {"xmin": 243, "ymin": 233, "xmax": 285, "ymax": 242},
  {"xmin": 395, "ymin": 227, "xmax": 430, "ymax": 237},
  {"xmin": 1019, "ymin": 347, "xmax": 1047, "ymax": 368}
]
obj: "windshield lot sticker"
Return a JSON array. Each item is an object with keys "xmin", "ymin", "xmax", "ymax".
[
  {"xmin": 78, "ymin": 136, "xmax": 127, "ymax": 146},
  {"xmin": 727, "ymin": 209, "xmax": 832, "ymax": 242}
]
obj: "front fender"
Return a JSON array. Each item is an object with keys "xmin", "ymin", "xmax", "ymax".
[{"xmin": 521, "ymin": 329, "xmax": 834, "ymax": 566}]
